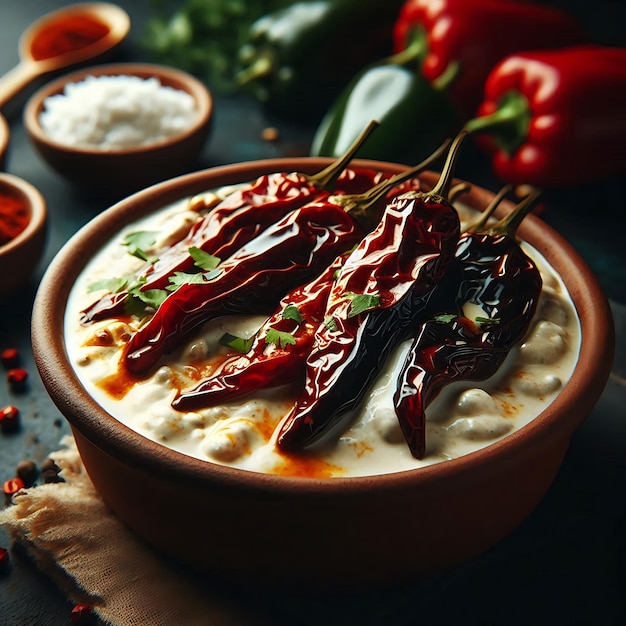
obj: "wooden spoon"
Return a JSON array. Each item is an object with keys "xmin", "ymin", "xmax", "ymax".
[{"xmin": 0, "ymin": 2, "xmax": 130, "ymax": 109}]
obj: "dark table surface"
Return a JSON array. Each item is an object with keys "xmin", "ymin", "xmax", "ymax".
[{"xmin": 1, "ymin": 1, "xmax": 625, "ymax": 625}]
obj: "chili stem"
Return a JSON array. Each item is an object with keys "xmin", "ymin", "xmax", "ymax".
[
  {"xmin": 466, "ymin": 184, "xmax": 513, "ymax": 233},
  {"xmin": 428, "ymin": 130, "xmax": 468, "ymax": 199},
  {"xmin": 235, "ymin": 55, "xmax": 274, "ymax": 87},
  {"xmin": 463, "ymin": 91, "xmax": 531, "ymax": 155},
  {"xmin": 311, "ymin": 119, "xmax": 380, "ymax": 190},
  {"xmin": 336, "ymin": 137, "xmax": 452, "ymax": 228},
  {"xmin": 486, "ymin": 189, "xmax": 542, "ymax": 237}
]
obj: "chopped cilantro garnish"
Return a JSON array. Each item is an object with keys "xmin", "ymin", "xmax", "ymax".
[
  {"xmin": 475, "ymin": 316, "xmax": 501, "ymax": 326},
  {"xmin": 434, "ymin": 313, "xmax": 456, "ymax": 323},
  {"xmin": 324, "ymin": 316, "xmax": 338, "ymax": 332},
  {"xmin": 189, "ymin": 246, "xmax": 220, "ymax": 271},
  {"xmin": 87, "ymin": 277, "xmax": 128, "ymax": 294},
  {"xmin": 219, "ymin": 332, "xmax": 254, "ymax": 353},
  {"xmin": 166, "ymin": 271, "xmax": 209, "ymax": 291},
  {"xmin": 122, "ymin": 231, "xmax": 160, "ymax": 263},
  {"xmin": 166, "ymin": 268, "xmax": 223, "ymax": 291},
  {"xmin": 344, "ymin": 292, "xmax": 382, "ymax": 318},
  {"xmin": 265, "ymin": 329, "xmax": 297, "ymax": 349},
  {"xmin": 282, "ymin": 304, "xmax": 303, "ymax": 323}
]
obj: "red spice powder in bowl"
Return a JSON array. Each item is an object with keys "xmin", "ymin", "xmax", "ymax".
[{"xmin": 0, "ymin": 173, "xmax": 47, "ymax": 295}]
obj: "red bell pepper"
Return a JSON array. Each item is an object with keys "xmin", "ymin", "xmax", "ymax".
[
  {"xmin": 465, "ymin": 45, "xmax": 626, "ymax": 187},
  {"xmin": 392, "ymin": 0, "xmax": 586, "ymax": 119}
]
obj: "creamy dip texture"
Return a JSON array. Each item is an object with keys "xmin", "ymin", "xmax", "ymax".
[{"xmin": 65, "ymin": 187, "xmax": 581, "ymax": 478}]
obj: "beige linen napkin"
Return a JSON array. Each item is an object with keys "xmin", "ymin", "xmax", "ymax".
[{"xmin": 0, "ymin": 437, "xmax": 260, "ymax": 626}]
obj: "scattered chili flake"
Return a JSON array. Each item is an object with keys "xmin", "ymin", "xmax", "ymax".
[
  {"xmin": 0, "ymin": 348, "xmax": 20, "ymax": 369},
  {"xmin": 0, "ymin": 405, "xmax": 20, "ymax": 433},
  {"xmin": 7, "ymin": 368, "xmax": 28, "ymax": 391},
  {"xmin": 3, "ymin": 477, "xmax": 25, "ymax": 503},
  {"xmin": 262, "ymin": 126, "xmax": 279, "ymax": 142},
  {"xmin": 70, "ymin": 603, "xmax": 93, "ymax": 624},
  {"xmin": 16, "ymin": 460, "xmax": 38, "ymax": 487},
  {"xmin": 0, "ymin": 546, "xmax": 10, "ymax": 574}
]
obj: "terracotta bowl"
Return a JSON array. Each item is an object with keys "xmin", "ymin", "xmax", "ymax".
[
  {"xmin": 0, "ymin": 172, "xmax": 47, "ymax": 296},
  {"xmin": 31, "ymin": 158, "xmax": 614, "ymax": 587},
  {"xmin": 23, "ymin": 63, "xmax": 213, "ymax": 194},
  {"xmin": 0, "ymin": 113, "xmax": 8, "ymax": 170}
]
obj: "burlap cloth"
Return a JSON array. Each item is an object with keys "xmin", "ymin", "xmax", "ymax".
[{"xmin": 0, "ymin": 437, "xmax": 262, "ymax": 626}]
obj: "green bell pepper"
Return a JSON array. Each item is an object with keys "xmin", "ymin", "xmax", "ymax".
[
  {"xmin": 236, "ymin": 0, "xmax": 405, "ymax": 120},
  {"xmin": 310, "ymin": 27, "xmax": 458, "ymax": 163}
]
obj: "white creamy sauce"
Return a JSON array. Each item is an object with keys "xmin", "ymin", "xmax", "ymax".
[{"xmin": 65, "ymin": 192, "xmax": 581, "ymax": 478}]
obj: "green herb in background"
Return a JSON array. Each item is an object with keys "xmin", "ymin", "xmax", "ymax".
[{"xmin": 141, "ymin": 0, "xmax": 292, "ymax": 92}]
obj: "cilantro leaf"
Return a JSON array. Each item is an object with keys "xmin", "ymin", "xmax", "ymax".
[
  {"xmin": 189, "ymin": 246, "xmax": 220, "ymax": 271},
  {"xmin": 324, "ymin": 316, "xmax": 338, "ymax": 332},
  {"xmin": 265, "ymin": 329, "xmax": 297, "ymax": 349},
  {"xmin": 123, "ymin": 231, "xmax": 160, "ymax": 263},
  {"xmin": 475, "ymin": 316, "xmax": 501, "ymax": 326},
  {"xmin": 434, "ymin": 313, "xmax": 456, "ymax": 323},
  {"xmin": 344, "ymin": 292, "xmax": 382, "ymax": 318},
  {"xmin": 219, "ymin": 333, "xmax": 254, "ymax": 353},
  {"xmin": 166, "ymin": 271, "xmax": 209, "ymax": 291},
  {"xmin": 87, "ymin": 277, "xmax": 128, "ymax": 294},
  {"xmin": 130, "ymin": 287, "xmax": 168, "ymax": 309},
  {"xmin": 282, "ymin": 304, "xmax": 303, "ymax": 323}
]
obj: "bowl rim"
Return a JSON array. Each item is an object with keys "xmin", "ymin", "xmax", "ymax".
[
  {"xmin": 0, "ymin": 112, "xmax": 8, "ymax": 163},
  {"xmin": 32, "ymin": 157, "xmax": 615, "ymax": 496},
  {"xmin": 0, "ymin": 171, "xmax": 47, "ymax": 254},
  {"xmin": 23, "ymin": 62, "xmax": 213, "ymax": 156}
]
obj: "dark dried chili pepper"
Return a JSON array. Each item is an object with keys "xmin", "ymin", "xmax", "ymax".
[
  {"xmin": 172, "ymin": 254, "xmax": 346, "ymax": 411},
  {"xmin": 394, "ymin": 188, "xmax": 543, "ymax": 459},
  {"xmin": 276, "ymin": 133, "xmax": 466, "ymax": 452},
  {"xmin": 81, "ymin": 122, "xmax": 381, "ymax": 324},
  {"xmin": 124, "ymin": 144, "xmax": 450, "ymax": 376}
]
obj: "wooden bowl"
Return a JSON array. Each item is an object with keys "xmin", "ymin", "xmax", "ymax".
[
  {"xmin": 0, "ymin": 172, "xmax": 47, "ymax": 295},
  {"xmin": 23, "ymin": 63, "xmax": 213, "ymax": 195},
  {"xmin": 31, "ymin": 158, "xmax": 614, "ymax": 587},
  {"xmin": 0, "ymin": 113, "xmax": 8, "ymax": 170}
]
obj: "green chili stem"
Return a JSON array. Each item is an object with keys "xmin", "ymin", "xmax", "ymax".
[
  {"xmin": 311, "ymin": 120, "xmax": 380, "ymax": 190},
  {"xmin": 384, "ymin": 26, "xmax": 427, "ymax": 69},
  {"xmin": 335, "ymin": 137, "xmax": 451, "ymax": 229},
  {"xmin": 490, "ymin": 189, "xmax": 542, "ymax": 237},
  {"xmin": 235, "ymin": 54, "xmax": 274, "ymax": 87},
  {"xmin": 466, "ymin": 184, "xmax": 513, "ymax": 233},
  {"xmin": 428, "ymin": 130, "xmax": 468, "ymax": 199},
  {"xmin": 463, "ymin": 91, "xmax": 531, "ymax": 155}
]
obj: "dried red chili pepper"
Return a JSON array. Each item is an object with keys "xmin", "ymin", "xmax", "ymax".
[
  {"xmin": 394, "ymin": 189, "xmax": 543, "ymax": 458},
  {"xmin": 124, "ymin": 147, "xmax": 449, "ymax": 377},
  {"xmin": 465, "ymin": 45, "xmax": 626, "ymax": 187},
  {"xmin": 172, "ymin": 254, "xmax": 346, "ymax": 411},
  {"xmin": 392, "ymin": 0, "xmax": 585, "ymax": 120},
  {"xmin": 81, "ymin": 122, "xmax": 383, "ymax": 323},
  {"xmin": 0, "ymin": 405, "xmax": 20, "ymax": 433},
  {"xmin": 276, "ymin": 134, "xmax": 465, "ymax": 452}
]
